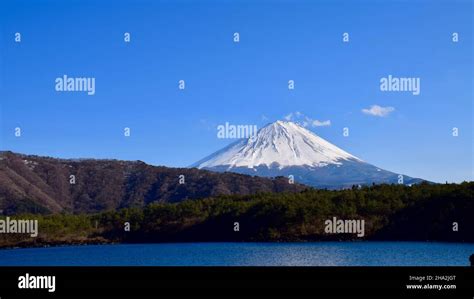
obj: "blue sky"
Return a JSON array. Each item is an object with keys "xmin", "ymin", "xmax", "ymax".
[{"xmin": 0, "ymin": 0, "xmax": 472, "ymax": 183}]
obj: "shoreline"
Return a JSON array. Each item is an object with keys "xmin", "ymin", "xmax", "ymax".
[{"xmin": 2, "ymin": 238, "xmax": 474, "ymax": 251}]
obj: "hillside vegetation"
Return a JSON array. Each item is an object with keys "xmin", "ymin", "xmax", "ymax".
[
  {"xmin": 0, "ymin": 151, "xmax": 305, "ymax": 214},
  {"xmin": 1, "ymin": 182, "xmax": 472, "ymax": 247}
]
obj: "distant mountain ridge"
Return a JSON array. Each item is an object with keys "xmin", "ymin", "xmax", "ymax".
[
  {"xmin": 193, "ymin": 121, "xmax": 425, "ymax": 188},
  {"xmin": 0, "ymin": 151, "xmax": 306, "ymax": 214}
]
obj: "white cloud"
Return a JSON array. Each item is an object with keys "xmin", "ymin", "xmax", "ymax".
[
  {"xmin": 198, "ymin": 119, "xmax": 214, "ymax": 130},
  {"xmin": 361, "ymin": 105, "xmax": 395, "ymax": 117},
  {"xmin": 312, "ymin": 120, "xmax": 331, "ymax": 127},
  {"xmin": 283, "ymin": 112, "xmax": 331, "ymax": 128}
]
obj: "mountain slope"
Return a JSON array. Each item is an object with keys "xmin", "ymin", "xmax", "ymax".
[
  {"xmin": 193, "ymin": 121, "xmax": 360, "ymax": 169},
  {"xmin": 0, "ymin": 151, "xmax": 307, "ymax": 214},
  {"xmin": 192, "ymin": 121, "xmax": 424, "ymax": 188}
]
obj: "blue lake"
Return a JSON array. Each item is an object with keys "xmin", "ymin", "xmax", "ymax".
[{"xmin": 0, "ymin": 242, "xmax": 472, "ymax": 266}]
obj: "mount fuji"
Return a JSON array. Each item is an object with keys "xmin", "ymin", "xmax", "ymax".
[{"xmin": 191, "ymin": 121, "xmax": 424, "ymax": 189}]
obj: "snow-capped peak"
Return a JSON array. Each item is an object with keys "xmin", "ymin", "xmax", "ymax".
[{"xmin": 193, "ymin": 120, "xmax": 361, "ymax": 169}]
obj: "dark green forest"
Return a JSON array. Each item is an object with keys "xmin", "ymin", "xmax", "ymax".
[{"xmin": 1, "ymin": 182, "xmax": 472, "ymax": 248}]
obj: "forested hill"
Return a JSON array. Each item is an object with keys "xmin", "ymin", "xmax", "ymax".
[
  {"xmin": 0, "ymin": 182, "xmax": 472, "ymax": 248},
  {"xmin": 0, "ymin": 151, "xmax": 306, "ymax": 214},
  {"xmin": 103, "ymin": 181, "xmax": 474, "ymax": 243}
]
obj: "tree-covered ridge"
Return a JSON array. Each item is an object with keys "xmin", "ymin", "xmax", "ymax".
[
  {"xmin": 0, "ymin": 151, "xmax": 306, "ymax": 214},
  {"xmin": 1, "ymin": 182, "xmax": 472, "ymax": 248}
]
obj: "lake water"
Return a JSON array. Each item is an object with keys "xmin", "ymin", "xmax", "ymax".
[{"xmin": 0, "ymin": 242, "xmax": 472, "ymax": 266}]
